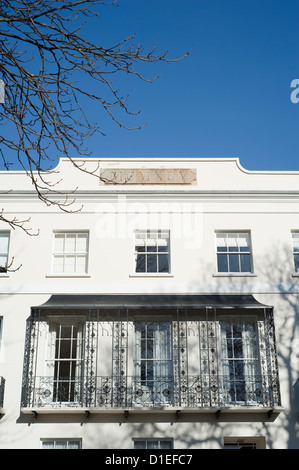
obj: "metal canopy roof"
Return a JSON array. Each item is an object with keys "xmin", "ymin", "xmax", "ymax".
[{"xmin": 33, "ymin": 294, "xmax": 271, "ymax": 310}]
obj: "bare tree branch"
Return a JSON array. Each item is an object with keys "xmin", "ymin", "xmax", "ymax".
[
  {"xmin": 0, "ymin": 1, "xmax": 190, "ymax": 232},
  {"xmin": 0, "ymin": 208, "xmax": 39, "ymax": 236}
]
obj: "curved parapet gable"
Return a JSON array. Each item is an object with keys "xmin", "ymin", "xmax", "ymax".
[{"xmin": 1, "ymin": 157, "xmax": 299, "ymax": 195}]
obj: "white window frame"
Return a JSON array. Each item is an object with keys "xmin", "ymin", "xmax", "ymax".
[
  {"xmin": 215, "ymin": 231, "xmax": 253, "ymax": 274},
  {"xmin": 133, "ymin": 438, "xmax": 174, "ymax": 449},
  {"xmin": 52, "ymin": 231, "xmax": 89, "ymax": 274},
  {"xmin": 43, "ymin": 320, "xmax": 84, "ymax": 405},
  {"xmin": 134, "ymin": 230, "xmax": 170, "ymax": 274},
  {"xmin": 0, "ymin": 232, "xmax": 10, "ymax": 273},
  {"xmin": 40, "ymin": 439, "xmax": 82, "ymax": 449},
  {"xmin": 291, "ymin": 231, "xmax": 299, "ymax": 273},
  {"xmin": 133, "ymin": 321, "xmax": 173, "ymax": 405},
  {"xmin": 223, "ymin": 437, "xmax": 265, "ymax": 449},
  {"xmin": 219, "ymin": 316, "xmax": 262, "ymax": 405}
]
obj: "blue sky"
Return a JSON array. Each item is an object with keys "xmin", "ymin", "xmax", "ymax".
[
  {"xmin": 3, "ymin": 0, "xmax": 299, "ymax": 171},
  {"xmin": 82, "ymin": 0, "xmax": 299, "ymax": 171}
]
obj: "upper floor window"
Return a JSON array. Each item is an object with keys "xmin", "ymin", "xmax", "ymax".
[
  {"xmin": 223, "ymin": 437, "xmax": 265, "ymax": 449},
  {"xmin": 291, "ymin": 232, "xmax": 299, "ymax": 272},
  {"xmin": 45, "ymin": 321, "xmax": 84, "ymax": 404},
  {"xmin": 216, "ymin": 231, "xmax": 253, "ymax": 273},
  {"xmin": 41, "ymin": 439, "xmax": 82, "ymax": 449},
  {"xmin": 22, "ymin": 307, "xmax": 281, "ymax": 411},
  {"xmin": 134, "ymin": 321, "xmax": 172, "ymax": 405},
  {"xmin": 133, "ymin": 438, "xmax": 173, "ymax": 449},
  {"xmin": 52, "ymin": 232, "xmax": 89, "ymax": 274},
  {"xmin": 0, "ymin": 232, "xmax": 10, "ymax": 273},
  {"xmin": 134, "ymin": 230, "xmax": 170, "ymax": 273},
  {"xmin": 220, "ymin": 318, "xmax": 261, "ymax": 404}
]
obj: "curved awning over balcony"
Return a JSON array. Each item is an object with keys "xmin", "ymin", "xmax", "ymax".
[{"xmin": 32, "ymin": 294, "xmax": 272, "ymax": 311}]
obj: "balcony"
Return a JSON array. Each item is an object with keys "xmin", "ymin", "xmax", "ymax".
[
  {"xmin": 21, "ymin": 294, "xmax": 283, "ymax": 420},
  {"xmin": 21, "ymin": 373, "xmax": 282, "ymax": 418}
]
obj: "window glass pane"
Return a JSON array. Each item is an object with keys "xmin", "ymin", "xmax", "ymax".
[
  {"xmin": 227, "ymin": 233, "xmax": 238, "ymax": 248},
  {"xmin": 240, "ymin": 246, "xmax": 250, "ymax": 252},
  {"xmin": 217, "ymin": 254, "xmax": 228, "ymax": 272},
  {"xmin": 135, "ymin": 231, "xmax": 146, "ymax": 240},
  {"xmin": 76, "ymin": 234, "xmax": 88, "ymax": 253},
  {"xmin": 228, "ymin": 254, "xmax": 239, "ymax": 272},
  {"xmin": 64, "ymin": 255, "xmax": 76, "ymax": 273},
  {"xmin": 160, "ymin": 440, "xmax": 173, "ymax": 449},
  {"xmin": 238, "ymin": 233, "xmax": 250, "ymax": 248},
  {"xmin": 53, "ymin": 255, "xmax": 64, "ymax": 273},
  {"xmin": 216, "ymin": 233, "xmax": 226, "ymax": 248},
  {"xmin": 147, "ymin": 440, "xmax": 159, "ymax": 449},
  {"xmin": 76, "ymin": 255, "xmax": 87, "ymax": 273},
  {"xmin": 0, "ymin": 255, "xmax": 8, "ymax": 269},
  {"xmin": 54, "ymin": 234, "xmax": 65, "ymax": 253},
  {"xmin": 294, "ymin": 254, "xmax": 299, "ymax": 272},
  {"xmin": 158, "ymin": 254, "xmax": 169, "ymax": 273},
  {"xmin": 147, "ymin": 254, "xmax": 157, "ymax": 272},
  {"xmin": 41, "ymin": 441, "xmax": 54, "ymax": 449},
  {"xmin": 158, "ymin": 245, "xmax": 168, "ymax": 253},
  {"xmin": 134, "ymin": 441, "xmax": 146, "ymax": 449},
  {"xmin": 65, "ymin": 234, "xmax": 76, "ymax": 253},
  {"xmin": 0, "ymin": 233, "xmax": 9, "ymax": 253},
  {"xmin": 57, "ymin": 440, "xmax": 68, "ymax": 449},
  {"xmin": 146, "ymin": 238, "xmax": 157, "ymax": 248},
  {"xmin": 240, "ymin": 254, "xmax": 252, "ymax": 272},
  {"xmin": 68, "ymin": 440, "xmax": 81, "ymax": 449},
  {"xmin": 147, "ymin": 245, "xmax": 157, "ymax": 253},
  {"xmin": 136, "ymin": 254, "xmax": 146, "ymax": 272},
  {"xmin": 157, "ymin": 237, "xmax": 168, "ymax": 246},
  {"xmin": 293, "ymin": 233, "xmax": 299, "ymax": 253}
]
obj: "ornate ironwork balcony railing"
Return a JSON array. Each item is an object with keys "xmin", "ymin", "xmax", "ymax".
[
  {"xmin": 22, "ymin": 374, "xmax": 281, "ymax": 410},
  {"xmin": 0, "ymin": 377, "xmax": 5, "ymax": 410}
]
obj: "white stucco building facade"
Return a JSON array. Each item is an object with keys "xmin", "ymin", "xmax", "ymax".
[{"xmin": 0, "ymin": 157, "xmax": 298, "ymax": 449}]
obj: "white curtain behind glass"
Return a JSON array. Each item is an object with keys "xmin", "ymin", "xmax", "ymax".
[
  {"xmin": 220, "ymin": 319, "xmax": 261, "ymax": 404},
  {"xmin": 134, "ymin": 322, "xmax": 172, "ymax": 404},
  {"xmin": 44, "ymin": 323, "xmax": 83, "ymax": 403}
]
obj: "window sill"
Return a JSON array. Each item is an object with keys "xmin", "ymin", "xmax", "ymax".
[
  {"xmin": 129, "ymin": 273, "xmax": 174, "ymax": 278},
  {"xmin": 0, "ymin": 274, "xmax": 9, "ymax": 278},
  {"xmin": 292, "ymin": 273, "xmax": 299, "ymax": 277},
  {"xmin": 45, "ymin": 274, "xmax": 91, "ymax": 278},
  {"xmin": 213, "ymin": 273, "xmax": 257, "ymax": 277}
]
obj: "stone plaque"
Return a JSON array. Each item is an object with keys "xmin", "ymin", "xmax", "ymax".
[{"xmin": 100, "ymin": 168, "xmax": 197, "ymax": 185}]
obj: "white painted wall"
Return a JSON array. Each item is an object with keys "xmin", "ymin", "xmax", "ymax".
[{"xmin": 0, "ymin": 158, "xmax": 298, "ymax": 449}]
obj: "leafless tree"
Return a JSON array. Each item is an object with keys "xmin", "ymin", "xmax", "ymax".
[{"xmin": 0, "ymin": 0, "xmax": 189, "ymax": 234}]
